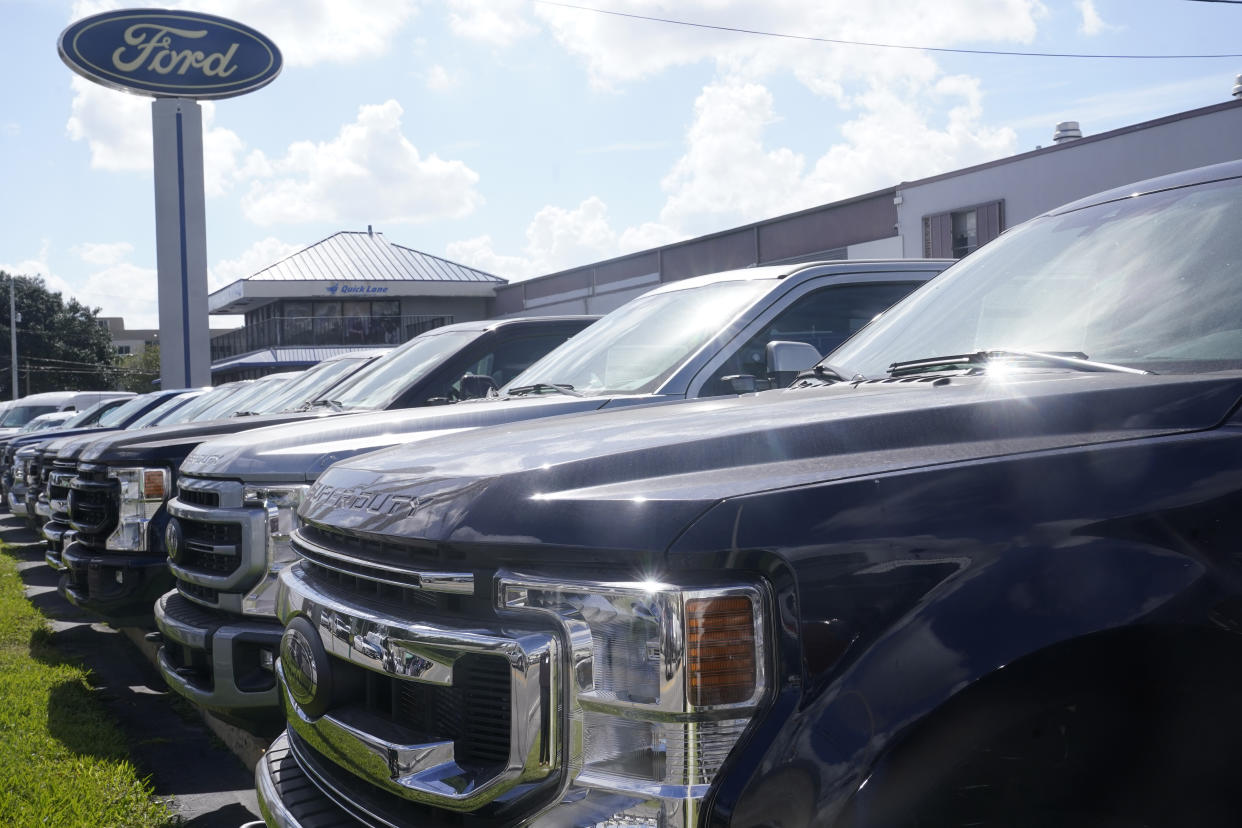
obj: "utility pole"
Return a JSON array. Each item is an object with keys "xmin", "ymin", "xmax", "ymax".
[{"xmin": 9, "ymin": 277, "xmax": 16, "ymax": 401}]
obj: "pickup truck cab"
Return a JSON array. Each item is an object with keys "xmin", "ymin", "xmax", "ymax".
[
  {"xmin": 156, "ymin": 259, "xmax": 947, "ymax": 729},
  {"xmin": 256, "ymin": 160, "xmax": 1242, "ymax": 828},
  {"xmin": 55, "ymin": 317, "xmax": 595, "ymax": 624}
]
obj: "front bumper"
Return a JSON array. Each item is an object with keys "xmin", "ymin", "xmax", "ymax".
[
  {"xmin": 155, "ymin": 589, "xmax": 281, "ymax": 716},
  {"xmin": 42, "ymin": 521, "xmax": 74, "ymax": 570},
  {"xmin": 7, "ymin": 486, "xmax": 27, "ymax": 516},
  {"xmin": 59, "ymin": 539, "xmax": 173, "ymax": 624},
  {"xmin": 257, "ymin": 731, "xmax": 359, "ymax": 828}
]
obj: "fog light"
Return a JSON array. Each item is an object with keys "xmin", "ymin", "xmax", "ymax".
[
  {"xmin": 259, "ymin": 648, "xmax": 275, "ymax": 672},
  {"xmin": 114, "ymin": 570, "xmax": 124, "ymax": 584}
]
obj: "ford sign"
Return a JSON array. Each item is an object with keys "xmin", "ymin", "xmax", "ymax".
[{"xmin": 58, "ymin": 8, "xmax": 281, "ymax": 99}]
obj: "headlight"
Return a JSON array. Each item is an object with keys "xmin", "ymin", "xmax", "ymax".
[
  {"xmin": 501, "ymin": 576, "xmax": 768, "ymax": 828},
  {"xmin": 241, "ymin": 484, "xmax": 309, "ymax": 617},
  {"xmin": 13, "ymin": 461, "xmax": 26, "ymax": 484},
  {"xmin": 106, "ymin": 467, "xmax": 170, "ymax": 551}
]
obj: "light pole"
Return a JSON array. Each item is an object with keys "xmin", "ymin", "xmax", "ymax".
[{"xmin": 9, "ymin": 276, "xmax": 16, "ymax": 401}]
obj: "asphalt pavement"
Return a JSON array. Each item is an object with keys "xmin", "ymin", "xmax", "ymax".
[{"xmin": 0, "ymin": 514, "xmax": 266, "ymax": 828}]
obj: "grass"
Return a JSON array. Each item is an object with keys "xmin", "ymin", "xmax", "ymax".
[{"xmin": 0, "ymin": 541, "xmax": 178, "ymax": 828}]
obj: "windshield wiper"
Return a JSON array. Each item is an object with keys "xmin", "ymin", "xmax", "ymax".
[
  {"xmin": 791, "ymin": 363, "xmax": 849, "ymax": 387},
  {"xmin": 888, "ymin": 349, "xmax": 1154, "ymax": 377},
  {"xmin": 302, "ymin": 399, "xmax": 345, "ymax": 411},
  {"xmin": 505, "ymin": 383, "xmax": 582, "ymax": 397}
]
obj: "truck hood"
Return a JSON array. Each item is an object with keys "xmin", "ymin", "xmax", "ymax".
[
  {"xmin": 178, "ymin": 395, "xmax": 618, "ymax": 481},
  {"xmin": 76, "ymin": 411, "xmax": 323, "ymax": 466},
  {"xmin": 299, "ymin": 371, "xmax": 1242, "ymax": 554},
  {"xmin": 4, "ymin": 425, "xmax": 119, "ymax": 455}
]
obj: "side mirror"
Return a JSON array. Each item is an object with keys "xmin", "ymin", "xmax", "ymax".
[
  {"xmin": 458, "ymin": 373, "xmax": 499, "ymax": 400},
  {"xmin": 766, "ymin": 340, "xmax": 822, "ymax": 388}
]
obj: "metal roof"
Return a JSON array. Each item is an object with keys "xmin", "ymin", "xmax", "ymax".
[
  {"xmin": 211, "ymin": 346, "xmax": 390, "ymax": 373},
  {"xmin": 246, "ymin": 230, "xmax": 504, "ymax": 284}
]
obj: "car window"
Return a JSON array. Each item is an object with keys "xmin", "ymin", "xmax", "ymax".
[
  {"xmin": 328, "ymin": 330, "xmax": 481, "ymax": 411},
  {"xmin": 700, "ymin": 281, "xmax": 924, "ymax": 396},
  {"xmin": 504, "ymin": 280, "xmax": 775, "ymax": 397},
  {"xmin": 415, "ymin": 332, "xmax": 577, "ymax": 404}
]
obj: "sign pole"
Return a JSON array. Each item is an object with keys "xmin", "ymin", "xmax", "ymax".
[{"xmin": 151, "ymin": 98, "xmax": 210, "ymax": 389}]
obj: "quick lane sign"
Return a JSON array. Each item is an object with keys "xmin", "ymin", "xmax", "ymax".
[{"xmin": 57, "ymin": 8, "xmax": 281, "ymax": 99}]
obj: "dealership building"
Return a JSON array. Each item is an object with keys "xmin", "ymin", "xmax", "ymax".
[{"xmin": 205, "ymin": 95, "xmax": 1242, "ymax": 380}]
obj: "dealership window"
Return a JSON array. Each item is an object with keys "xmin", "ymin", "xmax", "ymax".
[{"xmin": 923, "ymin": 200, "xmax": 1004, "ymax": 258}]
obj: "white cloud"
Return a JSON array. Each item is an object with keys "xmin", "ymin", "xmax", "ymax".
[
  {"xmin": 532, "ymin": 1, "xmax": 1047, "ymax": 87},
  {"xmin": 450, "ymin": 71, "xmax": 1017, "ymax": 280},
  {"xmin": 209, "ymin": 237, "xmax": 303, "ymax": 290},
  {"xmin": 66, "ymin": 79, "xmax": 248, "ymax": 197},
  {"xmin": 448, "ymin": 197, "xmax": 633, "ymax": 279},
  {"xmin": 1, "ymin": 244, "xmax": 159, "ymax": 327},
  {"xmin": 66, "ymin": 78, "xmax": 151, "ymax": 172},
  {"xmin": 447, "ymin": 0, "xmax": 537, "ymax": 47},
  {"xmin": 241, "ymin": 99, "xmax": 484, "ymax": 225},
  {"xmin": 425, "ymin": 64, "xmax": 460, "ymax": 92},
  {"xmin": 69, "ymin": 0, "xmax": 419, "ymax": 68},
  {"xmin": 73, "ymin": 242, "xmax": 135, "ymax": 267},
  {"xmin": 657, "ymin": 82, "xmax": 805, "ymax": 235},
  {"xmin": 1075, "ymin": 0, "xmax": 1114, "ymax": 36}
]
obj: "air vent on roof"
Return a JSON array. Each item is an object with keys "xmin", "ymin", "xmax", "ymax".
[{"xmin": 1053, "ymin": 121, "xmax": 1082, "ymax": 143}]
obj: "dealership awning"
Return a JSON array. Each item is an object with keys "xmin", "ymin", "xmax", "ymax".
[
  {"xmin": 210, "ymin": 345, "xmax": 391, "ymax": 374},
  {"xmin": 209, "ymin": 229, "xmax": 505, "ymax": 314}
]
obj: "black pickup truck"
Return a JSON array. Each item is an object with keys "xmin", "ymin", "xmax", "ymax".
[
  {"xmin": 257, "ymin": 160, "xmax": 1242, "ymax": 828},
  {"xmin": 55, "ymin": 317, "xmax": 593, "ymax": 624},
  {"xmin": 154, "ymin": 259, "xmax": 945, "ymax": 732}
]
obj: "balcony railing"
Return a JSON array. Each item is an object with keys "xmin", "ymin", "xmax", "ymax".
[{"xmin": 210, "ymin": 315, "xmax": 452, "ymax": 362}]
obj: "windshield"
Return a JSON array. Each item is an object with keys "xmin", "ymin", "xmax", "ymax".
[
  {"xmin": 19, "ymin": 414, "xmax": 70, "ymax": 432},
  {"xmin": 95, "ymin": 394, "xmax": 157, "ymax": 428},
  {"xmin": 161, "ymin": 384, "xmax": 250, "ymax": 424},
  {"xmin": 63, "ymin": 405, "xmax": 105, "ymax": 428},
  {"xmin": 0, "ymin": 404, "xmax": 58, "ymax": 428},
  {"xmin": 126, "ymin": 391, "xmax": 204, "ymax": 428},
  {"xmin": 328, "ymin": 330, "xmax": 480, "ymax": 411},
  {"xmin": 259, "ymin": 354, "xmax": 379, "ymax": 413},
  {"xmin": 502, "ymin": 279, "xmax": 776, "ymax": 396},
  {"xmin": 208, "ymin": 375, "xmax": 297, "ymax": 418},
  {"xmin": 827, "ymin": 176, "xmax": 1242, "ymax": 379}
]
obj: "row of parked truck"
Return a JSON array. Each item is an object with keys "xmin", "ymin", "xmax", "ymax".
[{"xmin": 6, "ymin": 160, "xmax": 1242, "ymax": 827}]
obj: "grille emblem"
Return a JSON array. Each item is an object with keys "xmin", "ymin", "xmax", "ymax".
[
  {"xmin": 164, "ymin": 518, "xmax": 184, "ymax": 563},
  {"xmin": 281, "ymin": 616, "xmax": 332, "ymax": 717}
]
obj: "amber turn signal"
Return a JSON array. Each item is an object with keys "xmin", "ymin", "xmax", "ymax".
[
  {"xmin": 686, "ymin": 595, "xmax": 756, "ymax": 706},
  {"xmin": 142, "ymin": 469, "xmax": 167, "ymax": 499}
]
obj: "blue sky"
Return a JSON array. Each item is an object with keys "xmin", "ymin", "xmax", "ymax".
[{"xmin": 1, "ymin": 0, "xmax": 1239, "ymax": 329}]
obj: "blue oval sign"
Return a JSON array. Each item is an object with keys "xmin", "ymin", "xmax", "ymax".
[{"xmin": 58, "ymin": 8, "xmax": 281, "ymax": 99}]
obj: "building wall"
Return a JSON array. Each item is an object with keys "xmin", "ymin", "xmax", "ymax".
[{"xmin": 897, "ymin": 100, "xmax": 1242, "ymax": 257}]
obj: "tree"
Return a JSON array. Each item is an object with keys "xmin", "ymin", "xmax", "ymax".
[
  {"xmin": 0, "ymin": 271, "xmax": 118, "ymax": 397},
  {"xmin": 115, "ymin": 343, "xmax": 161, "ymax": 393}
]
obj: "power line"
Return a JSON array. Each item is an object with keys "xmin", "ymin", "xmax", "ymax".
[{"xmin": 532, "ymin": 0, "xmax": 1242, "ymax": 59}]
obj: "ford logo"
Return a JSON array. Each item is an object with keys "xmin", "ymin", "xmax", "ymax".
[
  {"xmin": 280, "ymin": 616, "xmax": 332, "ymax": 717},
  {"xmin": 58, "ymin": 9, "xmax": 282, "ymax": 99},
  {"xmin": 164, "ymin": 517, "xmax": 183, "ymax": 563}
]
